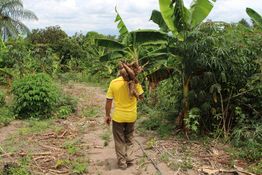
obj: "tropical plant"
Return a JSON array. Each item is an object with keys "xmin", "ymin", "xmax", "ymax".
[
  {"xmin": 246, "ymin": 8, "xmax": 262, "ymax": 28},
  {"xmin": 0, "ymin": 0, "xmax": 38, "ymax": 40},
  {"xmin": 96, "ymin": 8, "xmax": 172, "ymax": 91},
  {"xmin": 150, "ymin": 0, "xmax": 216, "ymax": 132}
]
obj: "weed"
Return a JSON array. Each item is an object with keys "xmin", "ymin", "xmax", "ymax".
[
  {"xmin": 160, "ymin": 152, "xmax": 169, "ymax": 163},
  {"xmin": 81, "ymin": 106, "xmax": 100, "ymax": 118},
  {"xmin": 100, "ymin": 131, "xmax": 111, "ymax": 147},
  {"xmin": 0, "ymin": 106, "xmax": 14, "ymax": 126},
  {"xmin": 18, "ymin": 119, "xmax": 53, "ymax": 135},
  {"xmin": 72, "ymin": 161, "xmax": 87, "ymax": 174},
  {"xmin": 146, "ymin": 137, "xmax": 157, "ymax": 149},
  {"xmin": 3, "ymin": 156, "xmax": 31, "ymax": 175},
  {"xmin": 56, "ymin": 105, "xmax": 72, "ymax": 119},
  {"xmin": 63, "ymin": 139, "xmax": 80, "ymax": 155},
  {"xmin": 137, "ymin": 156, "xmax": 147, "ymax": 169},
  {"xmin": 248, "ymin": 161, "xmax": 262, "ymax": 174},
  {"xmin": 55, "ymin": 159, "xmax": 70, "ymax": 169}
]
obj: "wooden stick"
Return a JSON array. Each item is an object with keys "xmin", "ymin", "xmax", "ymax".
[
  {"xmin": 58, "ymin": 130, "xmax": 68, "ymax": 138},
  {"xmin": 31, "ymin": 152, "xmax": 52, "ymax": 156},
  {"xmin": 174, "ymin": 167, "xmax": 180, "ymax": 175},
  {"xmin": 135, "ymin": 139, "xmax": 163, "ymax": 175}
]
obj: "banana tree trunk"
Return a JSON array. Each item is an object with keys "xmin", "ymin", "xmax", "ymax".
[{"xmin": 176, "ymin": 75, "xmax": 191, "ymax": 131}]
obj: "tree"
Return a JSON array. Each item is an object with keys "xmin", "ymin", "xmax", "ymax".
[
  {"xmin": 0, "ymin": 0, "xmax": 38, "ymax": 40},
  {"xmin": 96, "ymin": 8, "xmax": 171, "ymax": 90},
  {"xmin": 28, "ymin": 26, "xmax": 67, "ymax": 46},
  {"xmin": 153, "ymin": 0, "xmax": 215, "ymax": 133},
  {"xmin": 238, "ymin": 18, "xmax": 250, "ymax": 27}
]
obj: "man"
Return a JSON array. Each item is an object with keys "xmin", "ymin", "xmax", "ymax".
[{"xmin": 105, "ymin": 69, "xmax": 144, "ymax": 170}]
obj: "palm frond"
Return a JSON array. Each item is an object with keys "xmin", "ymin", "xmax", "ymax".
[
  {"xmin": 115, "ymin": 7, "xmax": 128, "ymax": 37},
  {"xmin": 189, "ymin": 0, "xmax": 215, "ymax": 28},
  {"xmin": 150, "ymin": 10, "xmax": 169, "ymax": 32}
]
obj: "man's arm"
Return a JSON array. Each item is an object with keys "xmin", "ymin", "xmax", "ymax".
[{"xmin": 105, "ymin": 99, "xmax": 113, "ymax": 125}]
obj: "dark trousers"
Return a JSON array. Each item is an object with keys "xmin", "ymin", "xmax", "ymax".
[{"xmin": 112, "ymin": 121, "xmax": 135, "ymax": 167}]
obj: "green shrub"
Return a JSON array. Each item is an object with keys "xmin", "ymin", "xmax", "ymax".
[
  {"xmin": 0, "ymin": 90, "xmax": 5, "ymax": 106},
  {"xmin": 12, "ymin": 73, "xmax": 59, "ymax": 119},
  {"xmin": 0, "ymin": 107, "xmax": 14, "ymax": 126},
  {"xmin": 56, "ymin": 94, "xmax": 77, "ymax": 113},
  {"xmin": 56, "ymin": 106, "xmax": 73, "ymax": 119}
]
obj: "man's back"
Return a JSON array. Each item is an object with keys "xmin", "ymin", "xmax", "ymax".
[{"xmin": 106, "ymin": 76, "xmax": 143, "ymax": 123}]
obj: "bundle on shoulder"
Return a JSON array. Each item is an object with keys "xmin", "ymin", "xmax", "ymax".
[{"xmin": 119, "ymin": 60, "xmax": 143, "ymax": 99}]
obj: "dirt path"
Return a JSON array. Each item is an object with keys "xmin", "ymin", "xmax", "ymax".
[{"xmin": 63, "ymin": 83, "xmax": 174, "ymax": 175}]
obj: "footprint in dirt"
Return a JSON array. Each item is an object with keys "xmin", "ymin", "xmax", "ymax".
[{"xmin": 96, "ymin": 158, "xmax": 118, "ymax": 171}]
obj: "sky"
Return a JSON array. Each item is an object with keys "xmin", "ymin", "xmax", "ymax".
[{"xmin": 23, "ymin": 0, "xmax": 262, "ymax": 36}]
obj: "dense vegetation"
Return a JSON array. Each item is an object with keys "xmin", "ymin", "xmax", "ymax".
[{"xmin": 0, "ymin": 0, "xmax": 261, "ymax": 173}]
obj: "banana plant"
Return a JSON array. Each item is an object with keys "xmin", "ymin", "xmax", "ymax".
[
  {"xmin": 96, "ymin": 8, "xmax": 173, "ymax": 90},
  {"xmin": 246, "ymin": 8, "xmax": 262, "ymax": 28},
  {"xmin": 152, "ymin": 0, "xmax": 216, "ymax": 130}
]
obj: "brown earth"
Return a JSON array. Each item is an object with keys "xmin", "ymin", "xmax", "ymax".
[{"xmin": 0, "ymin": 83, "xmax": 253, "ymax": 175}]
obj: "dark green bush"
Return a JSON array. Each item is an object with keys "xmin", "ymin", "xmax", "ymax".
[{"xmin": 12, "ymin": 73, "xmax": 59, "ymax": 119}]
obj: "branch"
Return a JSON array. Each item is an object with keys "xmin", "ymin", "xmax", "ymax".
[{"xmin": 135, "ymin": 139, "xmax": 163, "ymax": 175}]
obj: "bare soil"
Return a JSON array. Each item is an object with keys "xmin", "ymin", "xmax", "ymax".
[{"xmin": 0, "ymin": 82, "xmax": 253, "ymax": 175}]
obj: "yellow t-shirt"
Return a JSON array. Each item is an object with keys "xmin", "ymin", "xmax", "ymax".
[{"xmin": 106, "ymin": 76, "xmax": 144, "ymax": 123}]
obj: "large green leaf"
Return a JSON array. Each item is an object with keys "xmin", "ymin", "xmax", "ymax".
[
  {"xmin": 130, "ymin": 29, "xmax": 168, "ymax": 45},
  {"xmin": 159, "ymin": 0, "xmax": 178, "ymax": 36},
  {"xmin": 99, "ymin": 50, "xmax": 125, "ymax": 62},
  {"xmin": 173, "ymin": 0, "xmax": 191, "ymax": 32},
  {"xmin": 150, "ymin": 10, "xmax": 169, "ymax": 32},
  {"xmin": 246, "ymin": 8, "xmax": 262, "ymax": 28},
  {"xmin": 190, "ymin": 0, "xmax": 215, "ymax": 28},
  {"xmin": 96, "ymin": 39, "xmax": 125, "ymax": 50},
  {"xmin": 115, "ymin": 7, "xmax": 128, "ymax": 37}
]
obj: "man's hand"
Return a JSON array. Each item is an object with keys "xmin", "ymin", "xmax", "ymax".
[
  {"xmin": 105, "ymin": 99, "xmax": 113, "ymax": 126},
  {"xmin": 105, "ymin": 115, "xmax": 111, "ymax": 126}
]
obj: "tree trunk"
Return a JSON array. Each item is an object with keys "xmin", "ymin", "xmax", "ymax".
[{"xmin": 176, "ymin": 75, "xmax": 191, "ymax": 135}]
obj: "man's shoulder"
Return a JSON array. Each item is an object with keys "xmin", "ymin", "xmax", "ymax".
[{"xmin": 110, "ymin": 77, "xmax": 124, "ymax": 84}]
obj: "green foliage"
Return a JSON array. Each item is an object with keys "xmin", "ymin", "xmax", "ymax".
[
  {"xmin": 184, "ymin": 107, "xmax": 200, "ymax": 133},
  {"xmin": 4, "ymin": 165, "xmax": 31, "ymax": 175},
  {"xmin": 246, "ymin": 8, "xmax": 262, "ymax": 28},
  {"xmin": 12, "ymin": 73, "xmax": 59, "ymax": 119},
  {"xmin": 230, "ymin": 107, "xmax": 262, "ymax": 161},
  {"xmin": 56, "ymin": 105, "xmax": 72, "ymax": 119},
  {"xmin": 56, "ymin": 94, "xmax": 77, "ymax": 118},
  {"xmin": 81, "ymin": 106, "xmax": 100, "ymax": 118},
  {"xmin": 0, "ymin": 90, "xmax": 5, "ymax": 106},
  {"xmin": 63, "ymin": 139, "xmax": 80, "ymax": 155},
  {"xmin": 158, "ymin": 0, "xmax": 215, "ymax": 39},
  {"xmin": 0, "ymin": 106, "xmax": 14, "ymax": 126},
  {"xmin": 138, "ymin": 109, "xmax": 174, "ymax": 138},
  {"xmin": 100, "ymin": 131, "xmax": 111, "ymax": 147},
  {"xmin": 248, "ymin": 161, "xmax": 262, "ymax": 174},
  {"xmin": 72, "ymin": 161, "xmax": 87, "ymax": 174}
]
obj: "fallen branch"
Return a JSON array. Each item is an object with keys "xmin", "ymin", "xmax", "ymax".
[
  {"xmin": 39, "ymin": 143, "xmax": 63, "ymax": 151},
  {"xmin": 31, "ymin": 152, "xmax": 52, "ymax": 156},
  {"xmin": 135, "ymin": 139, "xmax": 163, "ymax": 175},
  {"xmin": 33, "ymin": 157, "xmax": 45, "ymax": 173},
  {"xmin": 174, "ymin": 167, "xmax": 180, "ymax": 175},
  {"xmin": 48, "ymin": 169, "xmax": 69, "ymax": 174},
  {"xmin": 58, "ymin": 130, "xmax": 68, "ymax": 138}
]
